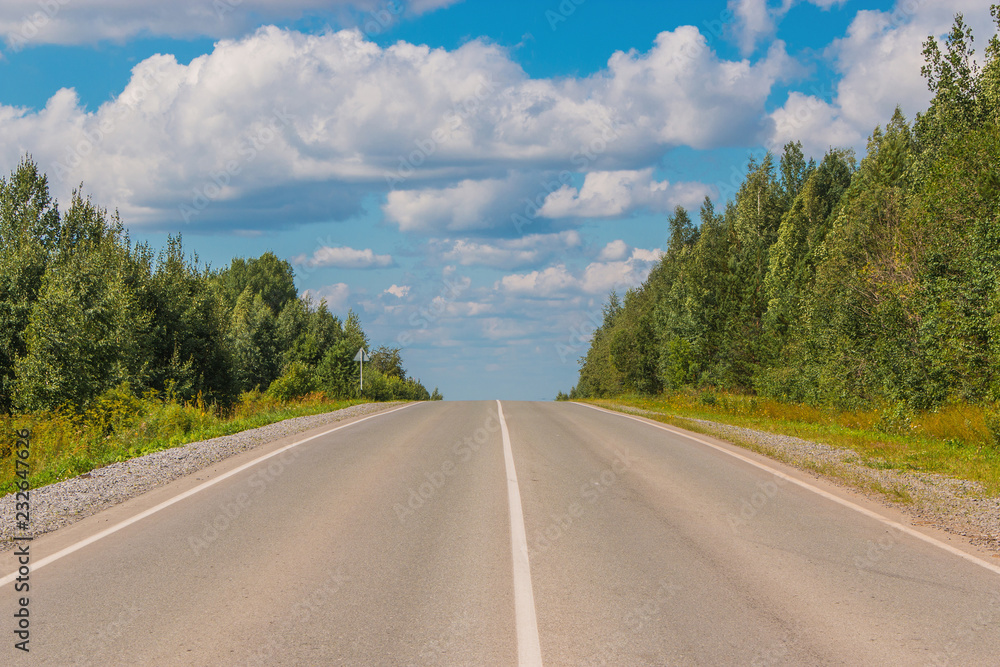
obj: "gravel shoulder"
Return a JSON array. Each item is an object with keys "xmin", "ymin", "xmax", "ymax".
[
  {"xmin": 602, "ymin": 403, "xmax": 1000, "ymax": 556},
  {"xmin": 0, "ymin": 402, "xmax": 403, "ymax": 551}
]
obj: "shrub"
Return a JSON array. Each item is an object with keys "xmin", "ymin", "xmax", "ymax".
[
  {"xmin": 876, "ymin": 401, "xmax": 914, "ymax": 435},
  {"xmin": 699, "ymin": 390, "xmax": 718, "ymax": 406},
  {"xmin": 85, "ymin": 382, "xmax": 148, "ymax": 436},
  {"xmin": 266, "ymin": 361, "xmax": 318, "ymax": 402}
]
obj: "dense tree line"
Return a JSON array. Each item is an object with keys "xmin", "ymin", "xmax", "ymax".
[
  {"xmin": 567, "ymin": 10, "xmax": 1000, "ymax": 412},
  {"xmin": 0, "ymin": 161, "xmax": 437, "ymax": 414}
]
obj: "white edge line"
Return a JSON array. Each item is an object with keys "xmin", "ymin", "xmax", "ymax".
[
  {"xmin": 575, "ymin": 402, "xmax": 1000, "ymax": 578},
  {"xmin": 497, "ymin": 400, "xmax": 543, "ymax": 667},
  {"xmin": 1, "ymin": 402, "xmax": 417, "ymax": 587}
]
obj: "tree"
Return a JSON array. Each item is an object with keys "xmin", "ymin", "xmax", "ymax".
[
  {"xmin": 316, "ymin": 311, "xmax": 370, "ymax": 398},
  {"xmin": 654, "ymin": 196, "xmax": 733, "ymax": 389},
  {"xmin": 610, "ymin": 286, "xmax": 661, "ymax": 394},
  {"xmin": 0, "ymin": 157, "xmax": 439, "ymax": 413},
  {"xmin": 568, "ymin": 6, "xmax": 1000, "ymax": 413},
  {"xmin": 574, "ymin": 292, "xmax": 625, "ymax": 397},
  {"xmin": 722, "ymin": 154, "xmax": 784, "ymax": 389},
  {"xmin": 369, "ymin": 345, "xmax": 406, "ymax": 379},
  {"xmin": 0, "ymin": 156, "xmax": 61, "ymax": 249},
  {"xmin": 14, "ymin": 193, "xmax": 151, "ymax": 411},
  {"xmin": 978, "ymin": 6, "xmax": 1000, "ymax": 126},
  {"xmin": 277, "ymin": 295, "xmax": 344, "ymax": 370},
  {"xmin": 0, "ymin": 158, "xmax": 57, "ymax": 412},
  {"xmin": 779, "ymin": 141, "xmax": 813, "ymax": 208},
  {"xmin": 228, "ymin": 288, "xmax": 280, "ymax": 393},
  {"xmin": 758, "ymin": 148, "xmax": 854, "ymax": 401},
  {"xmin": 217, "ymin": 252, "xmax": 297, "ymax": 315},
  {"xmin": 343, "ymin": 309, "xmax": 369, "ymax": 353},
  {"xmin": 806, "ymin": 111, "xmax": 920, "ymax": 407},
  {"xmin": 145, "ymin": 235, "xmax": 234, "ymax": 404},
  {"xmin": 666, "ymin": 205, "xmax": 698, "ymax": 255},
  {"xmin": 908, "ymin": 118, "xmax": 1000, "ymax": 404}
]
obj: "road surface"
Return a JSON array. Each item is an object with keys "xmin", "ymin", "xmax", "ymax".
[{"xmin": 3, "ymin": 400, "xmax": 999, "ymax": 665}]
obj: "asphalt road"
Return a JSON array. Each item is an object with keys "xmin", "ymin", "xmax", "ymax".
[{"xmin": 3, "ymin": 400, "xmax": 1000, "ymax": 665}]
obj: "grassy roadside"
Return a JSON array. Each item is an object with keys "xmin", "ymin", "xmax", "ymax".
[
  {"xmin": 0, "ymin": 388, "xmax": 376, "ymax": 496},
  {"xmin": 580, "ymin": 392, "xmax": 1000, "ymax": 496}
]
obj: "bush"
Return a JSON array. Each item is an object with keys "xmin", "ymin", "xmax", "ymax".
[
  {"xmin": 85, "ymin": 382, "xmax": 148, "ymax": 436},
  {"xmin": 360, "ymin": 368, "xmax": 431, "ymax": 401},
  {"xmin": 266, "ymin": 361, "xmax": 318, "ymax": 402},
  {"xmin": 876, "ymin": 401, "xmax": 914, "ymax": 435},
  {"xmin": 232, "ymin": 387, "xmax": 281, "ymax": 419}
]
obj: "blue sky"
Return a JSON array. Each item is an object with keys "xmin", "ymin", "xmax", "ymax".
[{"xmin": 0, "ymin": 0, "xmax": 994, "ymax": 400}]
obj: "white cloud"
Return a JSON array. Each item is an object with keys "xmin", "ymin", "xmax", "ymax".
[
  {"xmin": 496, "ymin": 248, "xmax": 662, "ymax": 298},
  {"xmin": 597, "ymin": 240, "xmax": 629, "ymax": 261},
  {"xmin": 727, "ymin": 0, "xmax": 846, "ymax": 56},
  {"xmin": 0, "ymin": 0, "xmax": 458, "ymax": 47},
  {"xmin": 0, "ymin": 24, "xmax": 800, "ymax": 230},
  {"xmin": 767, "ymin": 0, "xmax": 996, "ymax": 156},
  {"xmin": 630, "ymin": 248, "xmax": 664, "ymax": 262},
  {"xmin": 581, "ymin": 249, "xmax": 664, "ymax": 295},
  {"xmin": 767, "ymin": 91, "xmax": 859, "ymax": 154},
  {"xmin": 384, "ymin": 284, "xmax": 410, "ymax": 298},
  {"xmin": 302, "ymin": 282, "xmax": 351, "ymax": 310},
  {"xmin": 538, "ymin": 169, "xmax": 711, "ymax": 219},
  {"xmin": 430, "ymin": 297, "xmax": 492, "ymax": 317},
  {"xmin": 729, "ymin": 0, "xmax": 785, "ymax": 56},
  {"xmin": 497, "ymin": 265, "xmax": 578, "ymax": 298},
  {"xmin": 293, "ymin": 245, "xmax": 394, "ymax": 269},
  {"xmin": 481, "ymin": 317, "xmax": 535, "ymax": 341},
  {"xmin": 436, "ymin": 231, "xmax": 582, "ymax": 269},
  {"xmin": 596, "ymin": 27, "xmax": 800, "ymax": 151},
  {"xmin": 407, "ymin": 0, "xmax": 464, "ymax": 13},
  {"xmin": 383, "ymin": 176, "xmax": 532, "ymax": 233}
]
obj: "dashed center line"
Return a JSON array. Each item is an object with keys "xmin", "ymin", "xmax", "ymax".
[{"xmin": 497, "ymin": 400, "xmax": 543, "ymax": 667}]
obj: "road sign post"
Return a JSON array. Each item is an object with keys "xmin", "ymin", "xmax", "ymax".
[{"xmin": 354, "ymin": 348, "xmax": 370, "ymax": 394}]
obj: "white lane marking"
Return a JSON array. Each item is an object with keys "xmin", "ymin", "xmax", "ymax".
[
  {"xmin": 0, "ymin": 402, "xmax": 417, "ymax": 587},
  {"xmin": 576, "ymin": 402, "xmax": 1000, "ymax": 578},
  {"xmin": 497, "ymin": 400, "xmax": 544, "ymax": 667}
]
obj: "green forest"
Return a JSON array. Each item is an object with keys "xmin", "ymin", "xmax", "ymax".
[
  {"xmin": 566, "ymin": 11, "xmax": 1000, "ymax": 421},
  {"xmin": 0, "ymin": 159, "xmax": 438, "ymax": 417}
]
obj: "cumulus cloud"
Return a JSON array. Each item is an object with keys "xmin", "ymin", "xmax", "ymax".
[
  {"xmin": 596, "ymin": 27, "xmax": 799, "ymax": 150},
  {"xmin": 302, "ymin": 282, "xmax": 351, "ymax": 310},
  {"xmin": 497, "ymin": 265, "xmax": 578, "ymax": 299},
  {"xmin": 0, "ymin": 0, "xmax": 459, "ymax": 47},
  {"xmin": 727, "ymin": 0, "xmax": 846, "ymax": 56},
  {"xmin": 292, "ymin": 245, "xmax": 394, "ymax": 269},
  {"xmin": 767, "ymin": 0, "xmax": 996, "ymax": 156},
  {"xmin": 407, "ymin": 0, "xmax": 464, "ymax": 13},
  {"xmin": 538, "ymin": 169, "xmax": 711, "ymax": 219},
  {"xmin": 436, "ymin": 231, "xmax": 582, "ymax": 269},
  {"xmin": 383, "ymin": 176, "xmax": 533, "ymax": 233},
  {"xmin": 630, "ymin": 248, "xmax": 663, "ymax": 262},
  {"xmin": 496, "ymin": 247, "xmax": 662, "ymax": 298},
  {"xmin": 581, "ymin": 249, "xmax": 663, "ymax": 295},
  {"xmin": 597, "ymin": 240, "xmax": 629, "ymax": 262},
  {"xmin": 384, "ymin": 284, "xmax": 410, "ymax": 298},
  {"xmin": 0, "ymin": 23, "xmax": 799, "ymax": 230}
]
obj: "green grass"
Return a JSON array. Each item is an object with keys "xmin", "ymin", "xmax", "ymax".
[
  {"xmin": 0, "ymin": 389, "xmax": 378, "ymax": 496},
  {"xmin": 581, "ymin": 392, "xmax": 1000, "ymax": 496}
]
